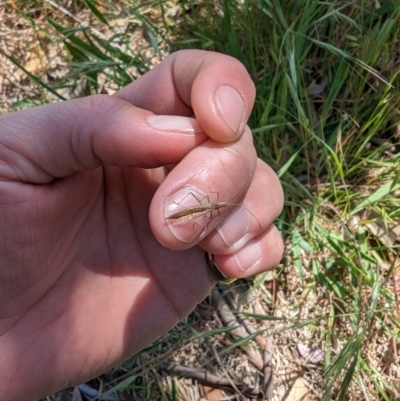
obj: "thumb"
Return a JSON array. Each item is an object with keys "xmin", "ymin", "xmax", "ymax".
[{"xmin": 0, "ymin": 95, "xmax": 207, "ymax": 183}]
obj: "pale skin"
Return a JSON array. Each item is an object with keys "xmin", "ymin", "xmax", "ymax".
[{"xmin": 0, "ymin": 50, "xmax": 284, "ymax": 401}]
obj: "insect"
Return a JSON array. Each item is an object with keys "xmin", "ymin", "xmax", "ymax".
[{"xmin": 165, "ymin": 189, "xmax": 261, "ymax": 229}]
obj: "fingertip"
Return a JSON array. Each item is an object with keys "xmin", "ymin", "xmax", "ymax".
[
  {"xmin": 214, "ymin": 85, "xmax": 247, "ymax": 140},
  {"xmin": 194, "ymin": 82, "xmax": 255, "ymax": 143},
  {"xmin": 213, "ymin": 225, "xmax": 284, "ymax": 279},
  {"xmin": 173, "ymin": 51, "xmax": 256, "ymax": 143}
]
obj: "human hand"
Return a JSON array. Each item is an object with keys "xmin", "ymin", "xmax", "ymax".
[{"xmin": 0, "ymin": 50, "xmax": 283, "ymax": 401}]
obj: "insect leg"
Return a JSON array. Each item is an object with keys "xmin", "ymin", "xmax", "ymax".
[
  {"xmin": 170, "ymin": 191, "xmax": 207, "ymax": 207},
  {"xmin": 208, "ymin": 187, "xmax": 222, "ymax": 217}
]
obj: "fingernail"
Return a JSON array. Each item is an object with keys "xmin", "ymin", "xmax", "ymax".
[
  {"xmin": 165, "ymin": 186, "xmax": 221, "ymax": 243},
  {"xmin": 234, "ymin": 241, "xmax": 261, "ymax": 272},
  {"xmin": 215, "ymin": 86, "xmax": 245, "ymax": 135},
  {"xmin": 217, "ymin": 206, "xmax": 251, "ymax": 247},
  {"xmin": 147, "ymin": 115, "xmax": 203, "ymax": 134}
]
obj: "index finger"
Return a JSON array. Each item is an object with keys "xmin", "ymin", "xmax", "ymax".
[{"xmin": 115, "ymin": 50, "xmax": 256, "ymax": 143}]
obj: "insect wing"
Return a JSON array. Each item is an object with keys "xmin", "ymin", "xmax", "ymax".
[
  {"xmin": 166, "ymin": 207, "xmax": 213, "ymax": 225},
  {"xmin": 166, "ymin": 205, "xmax": 211, "ymax": 220},
  {"xmin": 166, "ymin": 202, "xmax": 231, "ymax": 226}
]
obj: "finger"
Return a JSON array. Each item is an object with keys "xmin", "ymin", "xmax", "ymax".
[
  {"xmin": 115, "ymin": 50, "xmax": 256, "ymax": 143},
  {"xmin": 199, "ymin": 159, "xmax": 284, "ymax": 255},
  {"xmin": 149, "ymin": 127, "xmax": 257, "ymax": 249},
  {"xmin": 0, "ymin": 95, "xmax": 207, "ymax": 183},
  {"xmin": 213, "ymin": 225, "xmax": 284, "ymax": 279}
]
